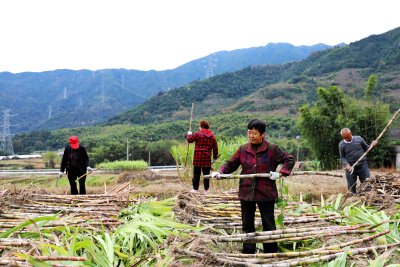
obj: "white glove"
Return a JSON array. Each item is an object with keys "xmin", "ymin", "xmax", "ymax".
[
  {"xmin": 211, "ymin": 171, "xmax": 221, "ymax": 179},
  {"xmin": 187, "ymin": 131, "xmax": 192, "ymax": 135},
  {"xmin": 58, "ymin": 171, "xmax": 64, "ymax": 178},
  {"xmin": 87, "ymin": 167, "xmax": 93, "ymax": 173},
  {"xmin": 269, "ymin": 171, "xmax": 280, "ymax": 180}
]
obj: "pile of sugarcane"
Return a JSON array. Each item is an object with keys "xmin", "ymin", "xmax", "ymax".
[
  {"xmin": 175, "ymin": 241, "xmax": 398, "ymax": 266},
  {"xmin": 175, "ymin": 191, "xmax": 343, "ymax": 229},
  {"xmin": 0, "ymin": 182, "xmax": 136, "ymax": 266},
  {"xmin": 359, "ymin": 173, "xmax": 400, "ymax": 209},
  {"xmin": 174, "ymin": 188, "xmax": 400, "ymax": 265},
  {"xmin": 0, "ymin": 182, "xmax": 134, "ymax": 233},
  {"xmin": 0, "ymin": 237, "xmax": 86, "ymax": 267}
]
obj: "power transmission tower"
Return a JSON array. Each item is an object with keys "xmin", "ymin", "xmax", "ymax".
[
  {"xmin": 48, "ymin": 105, "xmax": 52, "ymax": 119},
  {"xmin": 78, "ymin": 98, "xmax": 83, "ymax": 110},
  {"xmin": 1, "ymin": 109, "xmax": 14, "ymax": 156},
  {"xmin": 205, "ymin": 54, "xmax": 217, "ymax": 79}
]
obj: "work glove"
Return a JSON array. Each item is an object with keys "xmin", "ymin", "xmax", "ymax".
[
  {"xmin": 269, "ymin": 171, "xmax": 280, "ymax": 180},
  {"xmin": 211, "ymin": 171, "xmax": 221, "ymax": 179},
  {"xmin": 187, "ymin": 131, "xmax": 192, "ymax": 135},
  {"xmin": 58, "ymin": 171, "xmax": 64, "ymax": 178},
  {"xmin": 87, "ymin": 167, "xmax": 93, "ymax": 173}
]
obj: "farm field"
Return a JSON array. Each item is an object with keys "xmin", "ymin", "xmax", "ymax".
[{"xmin": 0, "ymin": 157, "xmax": 400, "ymax": 266}]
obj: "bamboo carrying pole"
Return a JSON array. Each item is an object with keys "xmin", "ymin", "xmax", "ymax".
[
  {"xmin": 350, "ymin": 108, "xmax": 400, "ymax": 174},
  {"xmin": 203, "ymin": 173, "xmax": 272, "ymax": 180},
  {"xmin": 183, "ymin": 103, "xmax": 195, "ymax": 174}
]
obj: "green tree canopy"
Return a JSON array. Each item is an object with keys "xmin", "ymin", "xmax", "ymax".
[{"xmin": 298, "ymin": 85, "xmax": 391, "ymax": 170}]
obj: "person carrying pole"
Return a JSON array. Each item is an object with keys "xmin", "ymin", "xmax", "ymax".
[
  {"xmin": 59, "ymin": 135, "xmax": 93, "ymax": 195},
  {"xmin": 339, "ymin": 128, "xmax": 378, "ymax": 195},
  {"xmin": 211, "ymin": 119, "xmax": 295, "ymax": 254},
  {"xmin": 186, "ymin": 120, "xmax": 218, "ymax": 194}
]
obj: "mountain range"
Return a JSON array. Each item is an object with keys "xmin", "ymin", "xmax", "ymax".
[
  {"xmin": 108, "ymin": 27, "xmax": 400, "ymax": 126},
  {"xmin": 0, "ymin": 43, "xmax": 331, "ymax": 133},
  {"xmin": 7, "ymin": 26, "xmax": 400, "ymax": 156}
]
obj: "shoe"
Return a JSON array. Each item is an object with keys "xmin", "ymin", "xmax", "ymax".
[
  {"xmin": 190, "ymin": 189, "xmax": 199, "ymax": 193},
  {"xmin": 203, "ymin": 190, "xmax": 209, "ymax": 194}
]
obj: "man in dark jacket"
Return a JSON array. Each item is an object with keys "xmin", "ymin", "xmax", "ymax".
[
  {"xmin": 187, "ymin": 120, "xmax": 219, "ymax": 194},
  {"xmin": 339, "ymin": 128, "xmax": 377, "ymax": 194},
  {"xmin": 212, "ymin": 119, "xmax": 295, "ymax": 254},
  {"xmin": 59, "ymin": 135, "xmax": 91, "ymax": 195}
]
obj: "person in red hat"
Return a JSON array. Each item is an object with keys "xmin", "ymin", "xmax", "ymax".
[{"xmin": 59, "ymin": 135, "xmax": 92, "ymax": 195}]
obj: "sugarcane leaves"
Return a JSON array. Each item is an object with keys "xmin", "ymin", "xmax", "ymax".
[
  {"xmin": 368, "ymin": 246, "xmax": 398, "ymax": 267},
  {"xmin": 0, "ymin": 215, "xmax": 59, "ymax": 238},
  {"xmin": 276, "ymin": 177, "xmax": 289, "ymax": 227},
  {"xmin": 27, "ymin": 256, "xmax": 52, "ymax": 267},
  {"xmin": 326, "ymin": 252, "xmax": 348, "ymax": 267},
  {"xmin": 334, "ymin": 193, "xmax": 344, "ymax": 211}
]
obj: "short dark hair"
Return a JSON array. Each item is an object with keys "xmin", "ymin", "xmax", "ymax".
[
  {"xmin": 200, "ymin": 120, "xmax": 210, "ymax": 129},
  {"xmin": 247, "ymin": 119, "xmax": 266, "ymax": 134}
]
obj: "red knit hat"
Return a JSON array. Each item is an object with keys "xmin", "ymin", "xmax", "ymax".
[{"xmin": 69, "ymin": 135, "xmax": 80, "ymax": 149}]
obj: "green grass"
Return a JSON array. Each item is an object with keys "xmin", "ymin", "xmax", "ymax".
[{"xmin": 97, "ymin": 160, "xmax": 148, "ymax": 171}]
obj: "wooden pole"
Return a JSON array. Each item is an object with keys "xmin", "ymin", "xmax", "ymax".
[
  {"xmin": 203, "ymin": 173, "xmax": 272, "ymax": 180},
  {"xmin": 350, "ymin": 108, "xmax": 400, "ymax": 174},
  {"xmin": 183, "ymin": 103, "xmax": 194, "ymax": 174}
]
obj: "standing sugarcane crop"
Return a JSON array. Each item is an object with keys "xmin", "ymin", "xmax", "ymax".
[
  {"xmin": 59, "ymin": 135, "xmax": 93, "ymax": 195},
  {"xmin": 186, "ymin": 120, "xmax": 219, "ymax": 194},
  {"xmin": 211, "ymin": 119, "xmax": 295, "ymax": 254},
  {"xmin": 183, "ymin": 103, "xmax": 195, "ymax": 175}
]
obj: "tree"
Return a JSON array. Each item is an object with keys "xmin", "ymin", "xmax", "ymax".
[
  {"xmin": 43, "ymin": 151, "xmax": 58, "ymax": 168},
  {"xmin": 298, "ymin": 86, "xmax": 347, "ymax": 170},
  {"xmin": 364, "ymin": 74, "xmax": 378, "ymax": 101},
  {"xmin": 298, "ymin": 85, "xmax": 391, "ymax": 170}
]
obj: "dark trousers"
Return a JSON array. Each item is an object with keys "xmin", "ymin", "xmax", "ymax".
[
  {"xmin": 241, "ymin": 200, "xmax": 277, "ymax": 254},
  {"xmin": 67, "ymin": 168, "xmax": 86, "ymax": 195},
  {"xmin": 345, "ymin": 161, "xmax": 370, "ymax": 194},
  {"xmin": 192, "ymin": 166, "xmax": 211, "ymax": 190}
]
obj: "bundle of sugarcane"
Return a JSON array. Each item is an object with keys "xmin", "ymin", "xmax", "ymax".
[
  {"xmin": 0, "ymin": 184, "xmax": 138, "ymax": 233},
  {"xmin": 193, "ymin": 243, "xmax": 399, "ymax": 266},
  {"xmin": 359, "ymin": 173, "xmax": 400, "ymax": 208},
  {"xmin": 0, "ymin": 256, "xmax": 87, "ymax": 267},
  {"xmin": 0, "ymin": 238, "xmax": 33, "ymax": 248},
  {"xmin": 199, "ymin": 223, "xmax": 376, "ymax": 243},
  {"xmin": 176, "ymin": 227, "xmax": 395, "ymax": 266}
]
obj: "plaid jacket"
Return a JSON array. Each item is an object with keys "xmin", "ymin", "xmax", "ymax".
[
  {"xmin": 187, "ymin": 129, "xmax": 218, "ymax": 167},
  {"xmin": 219, "ymin": 140, "xmax": 295, "ymax": 201}
]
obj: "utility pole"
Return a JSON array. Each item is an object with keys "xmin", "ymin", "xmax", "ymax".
[
  {"xmin": 296, "ymin": 135, "xmax": 301, "ymax": 162},
  {"xmin": 126, "ymin": 137, "xmax": 129, "ymax": 161},
  {"xmin": 148, "ymin": 138, "xmax": 152, "ymax": 167}
]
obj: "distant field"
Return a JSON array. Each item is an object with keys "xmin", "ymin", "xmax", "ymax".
[{"xmin": 0, "ymin": 158, "xmax": 49, "ymax": 169}]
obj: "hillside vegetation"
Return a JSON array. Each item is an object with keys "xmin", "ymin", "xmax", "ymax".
[
  {"xmin": 108, "ymin": 27, "xmax": 400, "ymax": 126},
  {"xmin": 0, "ymin": 43, "xmax": 328, "ymax": 132},
  {"xmin": 9, "ymin": 27, "xmax": 400, "ymax": 170}
]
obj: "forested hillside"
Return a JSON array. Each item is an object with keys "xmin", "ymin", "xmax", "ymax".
[
  {"xmin": 0, "ymin": 43, "xmax": 329, "ymax": 133},
  {"xmin": 108, "ymin": 27, "xmax": 400, "ymax": 126},
  {"xmin": 8, "ymin": 27, "xmax": 400, "ymax": 169}
]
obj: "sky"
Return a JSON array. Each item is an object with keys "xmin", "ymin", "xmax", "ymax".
[{"xmin": 0, "ymin": 0, "xmax": 399, "ymax": 73}]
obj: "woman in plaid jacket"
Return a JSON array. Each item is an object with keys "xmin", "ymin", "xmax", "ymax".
[
  {"xmin": 186, "ymin": 120, "xmax": 219, "ymax": 194},
  {"xmin": 214, "ymin": 119, "xmax": 295, "ymax": 254}
]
